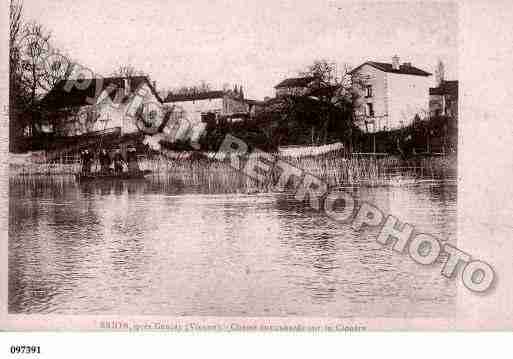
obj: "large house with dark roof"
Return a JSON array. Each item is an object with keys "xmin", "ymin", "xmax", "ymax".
[
  {"xmin": 349, "ymin": 56, "xmax": 432, "ymax": 132},
  {"xmin": 40, "ymin": 76, "xmax": 163, "ymax": 137}
]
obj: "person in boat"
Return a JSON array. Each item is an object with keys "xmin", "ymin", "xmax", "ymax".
[
  {"xmin": 126, "ymin": 145, "xmax": 140, "ymax": 173},
  {"xmin": 99, "ymin": 148, "xmax": 111, "ymax": 174},
  {"xmin": 112, "ymin": 148, "xmax": 126, "ymax": 174},
  {"xmin": 80, "ymin": 149, "xmax": 93, "ymax": 175}
]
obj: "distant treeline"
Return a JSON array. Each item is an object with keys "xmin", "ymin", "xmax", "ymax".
[{"xmin": 162, "ymin": 103, "xmax": 457, "ymax": 158}]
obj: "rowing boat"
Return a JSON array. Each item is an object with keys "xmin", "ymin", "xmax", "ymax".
[{"xmin": 75, "ymin": 170, "xmax": 152, "ymax": 182}]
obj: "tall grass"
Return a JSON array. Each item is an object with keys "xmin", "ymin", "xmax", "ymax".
[
  {"xmin": 9, "ymin": 162, "xmax": 81, "ymax": 176},
  {"xmin": 135, "ymin": 148, "xmax": 456, "ymax": 193},
  {"xmin": 10, "ymin": 146, "xmax": 456, "ymax": 193}
]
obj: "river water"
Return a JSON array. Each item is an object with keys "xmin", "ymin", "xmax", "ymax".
[{"xmin": 9, "ymin": 175, "xmax": 456, "ymax": 317}]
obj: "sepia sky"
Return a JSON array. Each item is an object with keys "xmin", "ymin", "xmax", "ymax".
[{"xmin": 23, "ymin": 0, "xmax": 458, "ymax": 99}]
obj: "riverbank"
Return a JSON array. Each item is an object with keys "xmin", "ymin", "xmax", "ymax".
[{"xmin": 9, "ymin": 148, "xmax": 456, "ymax": 190}]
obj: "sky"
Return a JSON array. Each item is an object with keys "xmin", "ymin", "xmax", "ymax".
[{"xmin": 22, "ymin": 0, "xmax": 458, "ymax": 100}]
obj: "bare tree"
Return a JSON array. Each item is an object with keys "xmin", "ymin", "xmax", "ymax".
[
  {"xmin": 16, "ymin": 21, "xmax": 74, "ymax": 105},
  {"xmin": 301, "ymin": 59, "xmax": 338, "ymax": 86},
  {"xmin": 111, "ymin": 64, "xmax": 146, "ymax": 78},
  {"xmin": 9, "ymin": 0, "xmax": 27, "ymax": 151},
  {"xmin": 18, "ymin": 22, "xmax": 50, "ymax": 103},
  {"xmin": 10, "ymin": 0, "xmax": 23, "ymax": 52},
  {"xmin": 300, "ymin": 60, "xmax": 361, "ymax": 106},
  {"xmin": 172, "ymin": 81, "xmax": 213, "ymax": 95},
  {"xmin": 9, "ymin": 0, "xmax": 84, "ymax": 149},
  {"xmin": 10, "ymin": 0, "xmax": 25, "ymax": 100},
  {"xmin": 298, "ymin": 59, "xmax": 359, "ymax": 145}
]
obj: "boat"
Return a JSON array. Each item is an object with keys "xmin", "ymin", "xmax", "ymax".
[{"xmin": 75, "ymin": 170, "xmax": 152, "ymax": 182}]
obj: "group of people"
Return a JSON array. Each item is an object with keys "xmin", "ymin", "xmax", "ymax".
[{"xmin": 80, "ymin": 146, "xmax": 140, "ymax": 175}]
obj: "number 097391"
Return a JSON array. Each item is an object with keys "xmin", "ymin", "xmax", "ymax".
[{"xmin": 10, "ymin": 346, "xmax": 41, "ymax": 354}]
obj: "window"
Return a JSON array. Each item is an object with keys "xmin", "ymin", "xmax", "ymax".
[
  {"xmin": 23, "ymin": 125, "xmax": 32, "ymax": 137},
  {"xmin": 201, "ymin": 112, "xmax": 216, "ymax": 123},
  {"xmin": 366, "ymin": 103, "xmax": 374, "ymax": 117},
  {"xmin": 365, "ymin": 85, "xmax": 372, "ymax": 98}
]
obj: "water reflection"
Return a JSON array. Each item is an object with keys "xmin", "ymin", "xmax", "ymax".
[{"xmin": 9, "ymin": 175, "xmax": 456, "ymax": 317}]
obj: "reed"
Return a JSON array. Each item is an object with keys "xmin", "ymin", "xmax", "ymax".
[
  {"xmin": 136, "ymin": 149, "xmax": 456, "ymax": 193},
  {"xmin": 9, "ymin": 162, "xmax": 81, "ymax": 177},
  {"xmin": 10, "ymin": 146, "xmax": 456, "ymax": 193}
]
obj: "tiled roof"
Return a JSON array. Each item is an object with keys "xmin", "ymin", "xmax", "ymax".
[
  {"xmin": 274, "ymin": 76, "xmax": 316, "ymax": 89},
  {"xmin": 41, "ymin": 76, "xmax": 163, "ymax": 109},
  {"xmin": 350, "ymin": 61, "xmax": 432, "ymax": 76},
  {"xmin": 164, "ymin": 91, "xmax": 226, "ymax": 102},
  {"xmin": 429, "ymin": 80, "xmax": 458, "ymax": 96}
]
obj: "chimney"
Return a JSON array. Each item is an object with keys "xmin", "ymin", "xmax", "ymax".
[
  {"xmin": 152, "ymin": 81, "xmax": 157, "ymax": 90},
  {"xmin": 392, "ymin": 55, "xmax": 400, "ymax": 70},
  {"xmin": 435, "ymin": 60, "xmax": 445, "ymax": 86},
  {"xmin": 403, "ymin": 62, "xmax": 411, "ymax": 67},
  {"xmin": 123, "ymin": 78, "xmax": 130, "ymax": 96}
]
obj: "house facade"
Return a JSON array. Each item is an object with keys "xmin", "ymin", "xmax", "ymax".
[
  {"xmin": 164, "ymin": 88, "xmax": 250, "ymax": 124},
  {"xmin": 40, "ymin": 76, "xmax": 164, "ymax": 137},
  {"xmin": 350, "ymin": 57, "xmax": 432, "ymax": 133}
]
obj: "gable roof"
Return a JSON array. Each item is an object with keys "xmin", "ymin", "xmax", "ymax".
[
  {"xmin": 274, "ymin": 76, "xmax": 316, "ymax": 89},
  {"xmin": 41, "ymin": 76, "xmax": 163, "ymax": 110},
  {"xmin": 350, "ymin": 61, "xmax": 432, "ymax": 77},
  {"xmin": 429, "ymin": 80, "xmax": 458, "ymax": 96},
  {"xmin": 164, "ymin": 90, "xmax": 226, "ymax": 102}
]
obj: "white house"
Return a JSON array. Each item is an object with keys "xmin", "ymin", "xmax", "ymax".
[
  {"xmin": 349, "ymin": 56, "xmax": 432, "ymax": 132},
  {"xmin": 164, "ymin": 88, "xmax": 250, "ymax": 124}
]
